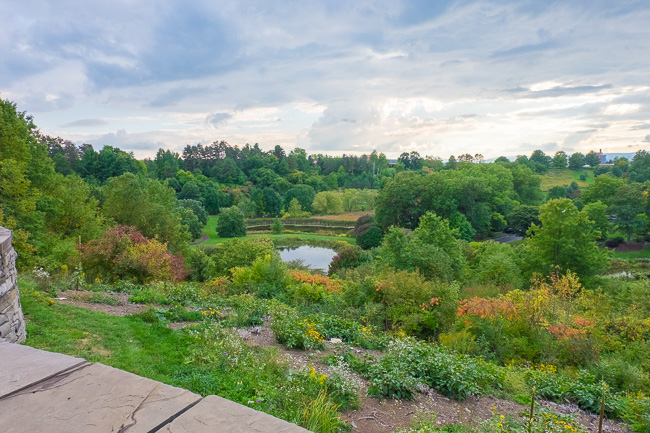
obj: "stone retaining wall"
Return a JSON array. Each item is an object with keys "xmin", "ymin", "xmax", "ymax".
[{"xmin": 0, "ymin": 227, "xmax": 26, "ymax": 343}]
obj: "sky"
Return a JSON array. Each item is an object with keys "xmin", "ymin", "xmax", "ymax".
[{"xmin": 2, "ymin": 0, "xmax": 650, "ymax": 160}]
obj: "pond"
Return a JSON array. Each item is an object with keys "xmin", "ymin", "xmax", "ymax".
[{"xmin": 278, "ymin": 245, "xmax": 337, "ymax": 272}]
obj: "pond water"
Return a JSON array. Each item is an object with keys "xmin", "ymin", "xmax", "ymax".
[{"xmin": 278, "ymin": 245, "xmax": 337, "ymax": 272}]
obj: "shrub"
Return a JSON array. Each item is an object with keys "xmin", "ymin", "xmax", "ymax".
[
  {"xmin": 78, "ymin": 225, "xmax": 187, "ymax": 283},
  {"xmin": 356, "ymin": 225, "xmax": 383, "ymax": 249},
  {"xmin": 605, "ymin": 237, "xmax": 624, "ymax": 248},
  {"xmin": 367, "ymin": 338, "xmax": 498, "ymax": 401},
  {"xmin": 270, "ymin": 218, "xmax": 284, "ymax": 234},
  {"xmin": 216, "ymin": 206, "xmax": 246, "ymax": 237}
]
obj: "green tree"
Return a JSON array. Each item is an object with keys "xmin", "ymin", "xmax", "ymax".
[
  {"xmin": 524, "ymin": 198, "xmax": 609, "ymax": 283},
  {"xmin": 629, "ymin": 150, "xmax": 650, "ymax": 183},
  {"xmin": 286, "ymin": 198, "xmax": 310, "ymax": 218},
  {"xmin": 216, "ymin": 206, "xmax": 246, "ymax": 237},
  {"xmin": 547, "ymin": 186, "xmax": 568, "ymax": 200},
  {"xmin": 506, "ymin": 205, "xmax": 539, "ymax": 236},
  {"xmin": 611, "ymin": 184, "xmax": 647, "ymax": 241},
  {"xmin": 284, "ymin": 184, "xmax": 316, "ymax": 212},
  {"xmin": 585, "ymin": 151, "xmax": 601, "ymax": 167},
  {"xmin": 102, "ymin": 173, "xmax": 189, "ymax": 252},
  {"xmin": 376, "ymin": 212, "xmax": 466, "ymax": 282},
  {"xmin": 582, "ymin": 200, "xmax": 609, "ymax": 240},
  {"xmin": 568, "ymin": 152, "xmax": 585, "ymax": 170},
  {"xmin": 580, "ymin": 174, "xmax": 625, "ymax": 206},
  {"xmin": 552, "ymin": 151, "xmax": 568, "ymax": 168},
  {"xmin": 270, "ymin": 218, "xmax": 284, "ymax": 234}
]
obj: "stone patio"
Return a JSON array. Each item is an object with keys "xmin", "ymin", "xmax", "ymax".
[{"xmin": 0, "ymin": 342, "xmax": 309, "ymax": 433}]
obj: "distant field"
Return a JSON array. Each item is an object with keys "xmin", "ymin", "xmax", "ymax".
[
  {"xmin": 540, "ymin": 168, "xmax": 593, "ymax": 191},
  {"xmin": 315, "ymin": 211, "xmax": 374, "ymax": 221},
  {"xmin": 199, "ymin": 215, "xmax": 354, "ymax": 246}
]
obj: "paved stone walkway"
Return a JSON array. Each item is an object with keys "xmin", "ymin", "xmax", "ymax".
[{"xmin": 0, "ymin": 342, "xmax": 309, "ymax": 433}]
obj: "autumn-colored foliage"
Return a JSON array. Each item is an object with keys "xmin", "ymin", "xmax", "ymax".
[
  {"xmin": 457, "ymin": 297, "xmax": 518, "ymax": 320},
  {"xmin": 289, "ymin": 271, "xmax": 343, "ymax": 293},
  {"xmin": 78, "ymin": 225, "xmax": 187, "ymax": 283}
]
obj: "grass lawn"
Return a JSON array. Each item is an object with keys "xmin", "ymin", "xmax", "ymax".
[
  {"xmin": 20, "ymin": 280, "xmax": 190, "ymax": 383},
  {"xmin": 540, "ymin": 168, "xmax": 594, "ymax": 191},
  {"xmin": 611, "ymin": 247, "xmax": 650, "ymax": 260},
  {"xmin": 199, "ymin": 216, "xmax": 355, "ymax": 246}
]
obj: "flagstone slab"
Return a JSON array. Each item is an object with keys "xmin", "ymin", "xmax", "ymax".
[
  {"xmin": 0, "ymin": 362, "xmax": 200, "ymax": 433},
  {"xmin": 159, "ymin": 394, "xmax": 310, "ymax": 433},
  {"xmin": 0, "ymin": 342, "xmax": 86, "ymax": 398}
]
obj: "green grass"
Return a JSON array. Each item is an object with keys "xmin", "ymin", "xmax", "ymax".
[
  {"xmin": 540, "ymin": 168, "xmax": 594, "ymax": 191},
  {"xmin": 199, "ymin": 216, "xmax": 355, "ymax": 246},
  {"xmin": 611, "ymin": 247, "xmax": 650, "ymax": 260},
  {"xmin": 21, "ymin": 281, "xmax": 190, "ymax": 381}
]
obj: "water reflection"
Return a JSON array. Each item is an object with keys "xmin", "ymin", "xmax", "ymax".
[{"xmin": 278, "ymin": 245, "xmax": 337, "ymax": 272}]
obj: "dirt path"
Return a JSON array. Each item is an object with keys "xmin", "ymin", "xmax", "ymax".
[
  {"xmin": 60, "ymin": 296, "xmax": 630, "ymax": 433},
  {"xmin": 190, "ymin": 233, "xmax": 210, "ymax": 246},
  {"xmin": 56, "ymin": 290, "xmax": 147, "ymax": 316}
]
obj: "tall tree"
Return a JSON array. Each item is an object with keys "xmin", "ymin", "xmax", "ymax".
[{"xmin": 524, "ymin": 198, "xmax": 609, "ymax": 283}]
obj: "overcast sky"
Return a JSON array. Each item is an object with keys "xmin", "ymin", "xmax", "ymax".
[{"xmin": 2, "ymin": 0, "xmax": 650, "ymax": 159}]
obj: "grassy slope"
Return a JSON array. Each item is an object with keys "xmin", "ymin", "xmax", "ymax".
[
  {"xmin": 21, "ymin": 281, "xmax": 189, "ymax": 382},
  {"xmin": 539, "ymin": 168, "xmax": 594, "ymax": 191},
  {"xmin": 200, "ymin": 215, "xmax": 355, "ymax": 246}
]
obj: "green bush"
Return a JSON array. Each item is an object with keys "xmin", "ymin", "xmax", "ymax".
[
  {"xmin": 216, "ymin": 206, "xmax": 246, "ymax": 237},
  {"xmin": 367, "ymin": 338, "xmax": 499, "ymax": 401}
]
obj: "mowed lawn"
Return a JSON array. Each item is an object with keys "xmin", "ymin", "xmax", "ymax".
[
  {"xmin": 198, "ymin": 215, "xmax": 355, "ymax": 246},
  {"xmin": 611, "ymin": 247, "xmax": 650, "ymax": 260},
  {"xmin": 540, "ymin": 168, "xmax": 594, "ymax": 191}
]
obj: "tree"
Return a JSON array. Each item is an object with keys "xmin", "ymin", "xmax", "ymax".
[
  {"xmin": 284, "ymin": 184, "xmax": 316, "ymax": 212},
  {"xmin": 580, "ymin": 174, "xmax": 625, "ymax": 206},
  {"xmin": 629, "ymin": 150, "xmax": 650, "ymax": 183},
  {"xmin": 552, "ymin": 151, "xmax": 568, "ymax": 168},
  {"xmin": 568, "ymin": 152, "xmax": 585, "ymax": 170},
  {"xmin": 270, "ymin": 218, "xmax": 284, "ymax": 234},
  {"xmin": 582, "ymin": 201, "xmax": 609, "ymax": 240},
  {"xmin": 585, "ymin": 151, "xmax": 601, "ymax": 167},
  {"xmin": 529, "ymin": 150, "xmax": 551, "ymax": 173},
  {"xmin": 285, "ymin": 198, "xmax": 310, "ymax": 218},
  {"xmin": 524, "ymin": 199, "xmax": 609, "ymax": 283},
  {"xmin": 102, "ymin": 173, "xmax": 189, "ymax": 252},
  {"xmin": 611, "ymin": 184, "xmax": 646, "ymax": 241},
  {"xmin": 506, "ymin": 205, "xmax": 540, "ymax": 236},
  {"xmin": 547, "ymin": 186, "xmax": 568, "ymax": 200},
  {"xmin": 445, "ymin": 155, "xmax": 458, "ymax": 170},
  {"xmin": 216, "ymin": 206, "xmax": 246, "ymax": 237},
  {"xmin": 261, "ymin": 187, "xmax": 282, "ymax": 216},
  {"xmin": 376, "ymin": 212, "xmax": 466, "ymax": 282}
]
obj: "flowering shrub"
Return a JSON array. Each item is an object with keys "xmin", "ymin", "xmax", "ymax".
[{"xmin": 270, "ymin": 304, "xmax": 325, "ymax": 350}]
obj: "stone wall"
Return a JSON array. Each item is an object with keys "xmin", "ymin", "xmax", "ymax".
[{"xmin": 0, "ymin": 227, "xmax": 26, "ymax": 343}]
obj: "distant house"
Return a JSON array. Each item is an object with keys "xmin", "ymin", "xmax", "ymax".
[{"xmin": 597, "ymin": 149, "xmax": 606, "ymax": 164}]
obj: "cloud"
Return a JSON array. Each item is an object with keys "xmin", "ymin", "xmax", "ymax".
[
  {"xmin": 632, "ymin": 123, "xmax": 650, "ymax": 130},
  {"xmin": 562, "ymin": 129, "xmax": 598, "ymax": 147},
  {"xmin": 510, "ymin": 84, "xmax": 613, "ymax": 99},
  {"xmin": 645, "ymin": 135, "xmax": 650, "ymax": 143},
  {"xmin": 206, "ymin": 112, "xmax": 232, "ymax": 127},
  {"xmin": 62, "ymin": 119, "xmax": 108, "ymax": 128},
  {"xmin": 3, "ymin": 0, "xmax": 650, "ymax": 158}
]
